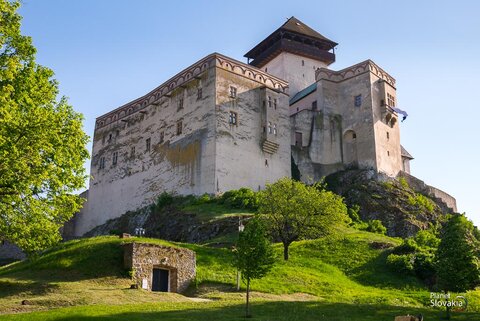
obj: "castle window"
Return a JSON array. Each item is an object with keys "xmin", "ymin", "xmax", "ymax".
[
  {"xmin": 265, "ymin": 67, "xmax": 268, "ymax": 72},
  {"xmin": 229, "ymin": 86, "xmax": 237, "ymax": 98},
  {"xmin": 177, "ymin": 120, "xmax": 183, "ymax": 135},
  {"xmin": 268, "ymin": 96, "xmax": 272, "ymax": 108},
  {"xmin": 387, "ymin": 132, "xmax": 390, "ymax": 140},
  {"xmin": 354, "ymin": 95, "xmax": 362, "ymax": 107},
  {"xmin": 99, "ymin": 157, "xmax": 105, "ymax": 170},
  {"xmin": 295, "ymin": 132, "xmax": 302, "ymax": 147},
  {"xmin": 131, "ymin": 146, "xmax": 135, "ymax": 158},
  {"xmin": 274, "ymin": 98, "xmax": 277, "ymax": 110},
  {"xmin": 312, "ymin": 100, "xmax": 317, "ymax": 110},
  {"xmin": 197, "ymin": 88, "xmax": 202, "ymax": 100},
  {"xmin": 387, "ymin": 151, "xmax": 390, "ymax": 156},
  {"xmin": 353, "ymin": 133, "xmax": 357, "ymax": 139},
  {"xmin": 265, "ymin": 159, "xmax": 269, "ymax": 167},
  {"xmin": 108, "ymin": 133, "xmax": 112, "ymax": 142},
  {"xmin": 229, "ymin": 111, "xmax": 238, "ymax": 125},
  {"xmin": 302, "ymin": 60, "xmax": 305, "ymax": 66},
  {"xmin": 178, "ymin": 98, "xmax": 184, "ymax": 110},
  {"xmin": 112, "ymin": 151, "xmax": 118, "ymax": 165},
  {"xmin": 146, "ymin": 138, "xmax": 151, "ymax": 152},
  {"xmin": 387, "ymin": 93, "xmax": 395, "ymax": 107},
  {"xmin": 268, "ymin": 122, "xmax": 272, "ymax": 134},
  {"xmin": 273, "ymin": 124, "xmax": 277, "ymax": 135},
  {"xmin": 159, "ymin": 131, "xmax": 164, "ymax": 143}
]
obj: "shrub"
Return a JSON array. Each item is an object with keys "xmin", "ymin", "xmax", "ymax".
[
  {"xmin": 408, "ymin": 193, "xmax": 435, "ymax": 212},
  {"xmin": 220, "ymin": 188, "xmax": 259, "ymax": 210},
  {"xmin": 386, "ymin": 253, "xmax": 414, "ymax": 275},
  {"xmin": 366, "ymin": 220, "xmax": 387, "ymax": 235},
  {"xmin": 347, "ymin": 204, "xmax": 361, "ymax": 223}
]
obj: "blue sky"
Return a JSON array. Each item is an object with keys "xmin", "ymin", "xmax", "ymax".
[{"xmin": 18, "ymin": 0, "xmax": 480, "ymax": 225}]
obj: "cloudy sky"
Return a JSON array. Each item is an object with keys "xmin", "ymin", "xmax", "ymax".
[{"xmin": 18, "ymin": 0, "xmax": 480, "ymax": 225}]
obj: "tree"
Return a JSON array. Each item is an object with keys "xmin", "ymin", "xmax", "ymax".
[
  {"xmin": 436, "ymin": 214, "xmax": 480, "ymax": 319},
  {"xmin": 0, "ymin": 1, "xmax": 89, "ymax": 256},
  {"xmin": 233, "ymin": 218, "xmax": 275, "ymax": 318},
  {"xmin": 258, "ymin": 178, "xmax": 347, "ymax": 260}
]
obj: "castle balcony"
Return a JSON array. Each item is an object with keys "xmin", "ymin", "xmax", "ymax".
[{"xmin": 262, "ymin": 138, "xmax": 279, "ymax": 155}]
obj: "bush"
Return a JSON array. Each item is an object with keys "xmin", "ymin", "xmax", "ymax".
[
  {"xmin": 408, "ymin": 193, "xmax": 435, "ymax": 212},
  {"xmin": 386, "ymin": 254, "xmax": 414, "ymax": 275},
  {"xmin": 366, "ymin": 220, "xmax": 387, "ymax": 235},
  {"xmin": 347, "ymin": 204, "xmax": 361, "ymax": 223},
  {"xmin": 193, "ymin": 193, "xmax": 212, "ymax": 205},
  {"xmin": 220, "ymin": 188, "xmax": 259, "ymax": 210}
]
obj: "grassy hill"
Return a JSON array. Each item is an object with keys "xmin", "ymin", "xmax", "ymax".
[{"xmin": 0, "ymin": 229, "xmax": 479, "ymax": 320}]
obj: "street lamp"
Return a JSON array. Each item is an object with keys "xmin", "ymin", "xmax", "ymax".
[{"xmin": 237, "ymin": 217, "xmax": 244, "ymax": 291}]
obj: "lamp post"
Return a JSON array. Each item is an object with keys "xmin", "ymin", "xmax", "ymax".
[{"xmin": 236, "ymin": 216, "xmax": 244, "ymax": 291}]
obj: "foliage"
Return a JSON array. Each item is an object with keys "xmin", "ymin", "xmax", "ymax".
[
  {"xmin": 386, "ymin": 253, "xmax": 414, "ymax": 274},
  {"xmin": 347, "ymin": 204, "xmax": 362, "ymax": 224},
  {"xmin": 258, "ymin": 178, "xmax": 347, "ymax": 260},
  {"xmin": 219, "ymin": 188, "xmax": 259, "ymax": 211},
  {"xmin": 0, "ymin": 0, "xmax": 89, "ymax": 256},
  {"xmin": 408, "ymin": 193, "xmax": 436, "ymax": 213},
  {"xmin": 365, "ymin": 220, "xmax": 387, "ymax": 235},
  {"xmin": 233, "ymin": 217, "xmax": 275, "ymax": 317},
  {"xmin": 387, "ymin": 229, "xmax": 440, "ymax": 285},
  {"xmin": 436, "ymin": 214, "xmax": 480, "ymax": 293}
]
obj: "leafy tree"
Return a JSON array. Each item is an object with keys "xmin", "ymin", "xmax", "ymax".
[
  {"xmin": 258, "ymin": 178, "xmax": 347, "ymax": 260},
  {"xmin": 233, "ymin": 217, "xmax": 275, "ymax": 318},
  {"xmin": 436, "ymin": 214, "xmax": 480, "ymax": 319},
  {"xmin": 0, "ymin": 1, "xmax": 89, "ymax": 256}
]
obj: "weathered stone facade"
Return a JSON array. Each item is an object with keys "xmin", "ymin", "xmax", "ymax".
[{"xmin": 123, "ymin": 242, "xmax": 195, "ymax": 293}]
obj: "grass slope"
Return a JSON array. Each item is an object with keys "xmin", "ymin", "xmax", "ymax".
[{"xmin": 0, "ymin": 229, "xmax": 479, "ymax": 320}]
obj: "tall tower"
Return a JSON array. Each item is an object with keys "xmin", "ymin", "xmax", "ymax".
[{"xmin": 244, "ymin": 17, "xmax": 337, "ymax": 96}]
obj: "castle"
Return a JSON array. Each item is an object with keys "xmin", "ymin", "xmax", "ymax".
[{"xmin": 68, "ymin": 17, "xmax": 455, "ymax": 237}]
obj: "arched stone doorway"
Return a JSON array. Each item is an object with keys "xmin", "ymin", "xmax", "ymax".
[{"xmin": 343, "ymin": 130, "xmax": 358, "ymax": 166}]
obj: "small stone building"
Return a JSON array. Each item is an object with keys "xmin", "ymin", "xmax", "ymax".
[{"xmin": 123, "ymin": 242, "xmax": 195, "ymax": 293}]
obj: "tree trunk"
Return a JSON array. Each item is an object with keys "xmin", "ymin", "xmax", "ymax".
[
  {"xmin": 246, "ymin": 279, "xmax": 251, "ymax": 318},
  {"xmin": 283, "ymin": 242, "xmax": 290, "ymax": 261}
]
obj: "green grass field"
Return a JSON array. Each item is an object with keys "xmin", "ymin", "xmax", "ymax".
[{"xmin": 0, "ymin": 228, "xmax": 479, "ymax": 320}]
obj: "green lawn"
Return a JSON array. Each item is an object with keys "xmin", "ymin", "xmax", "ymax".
[{"xmin": 1, "ymin": 230, "xmax": 479, "ymax": 320}]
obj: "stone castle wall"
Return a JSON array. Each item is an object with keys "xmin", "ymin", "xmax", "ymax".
[{"xmin": 123, "ymin": 242, "xmax": 196, "ymax": 293}]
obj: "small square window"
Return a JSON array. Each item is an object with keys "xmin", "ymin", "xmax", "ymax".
[
  {"xmin": 146, "ymin": 138, "xmax": 151, "ymax": 152},
  {"xmin": 387, "ymin": 93, "xmax": 395, "ymax": 107},
  {"xmin": 197, "ymin": 88, "xmax": 202, "ymax": 100},
  {"xmin": 177, "ymin": 120, "xmax": 183, "ymax": 135},
  {"xmin": 229, "ymin": 86, "xmax": 237, "ymax": 98},
  {"xmin": 354, "ymin": 95, "xmax": 362, "ymax": 107},
  {"xmin": 229, "ymin": 111, "xmax": 238, "ymax": 125},
  {"xmin": 159, "ymin": 131, "xmax": 165, "ymax": 143}
]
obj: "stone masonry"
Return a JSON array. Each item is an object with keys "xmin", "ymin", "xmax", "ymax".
[{"xmin": 123, "ymin": 242, "xmax": 196, "ymax": 293}]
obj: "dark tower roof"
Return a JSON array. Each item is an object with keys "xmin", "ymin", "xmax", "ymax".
[{"xmin": 244, "ymin": 17, "xmax": 337, "ymax": 68}]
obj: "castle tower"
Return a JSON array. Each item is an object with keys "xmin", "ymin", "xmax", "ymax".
[{"xmin": 244, "ymin": 17, "xmax": 337, "ymax": 96}]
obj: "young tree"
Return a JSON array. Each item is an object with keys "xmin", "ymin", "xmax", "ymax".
[
  {"xmin": 233, "ymin": 218, "xmax": 275, "ymax": 318},
  {"xmin": 0, "ymin": 1, "xmax": 89, "ymax": 256},
  {"xmin": 258, "ymin": 178, "xmax": 347, "ymax": 260},
  {"xmin": 436, "ymin": 214, "xmax": 480, "ymax": 319}
]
